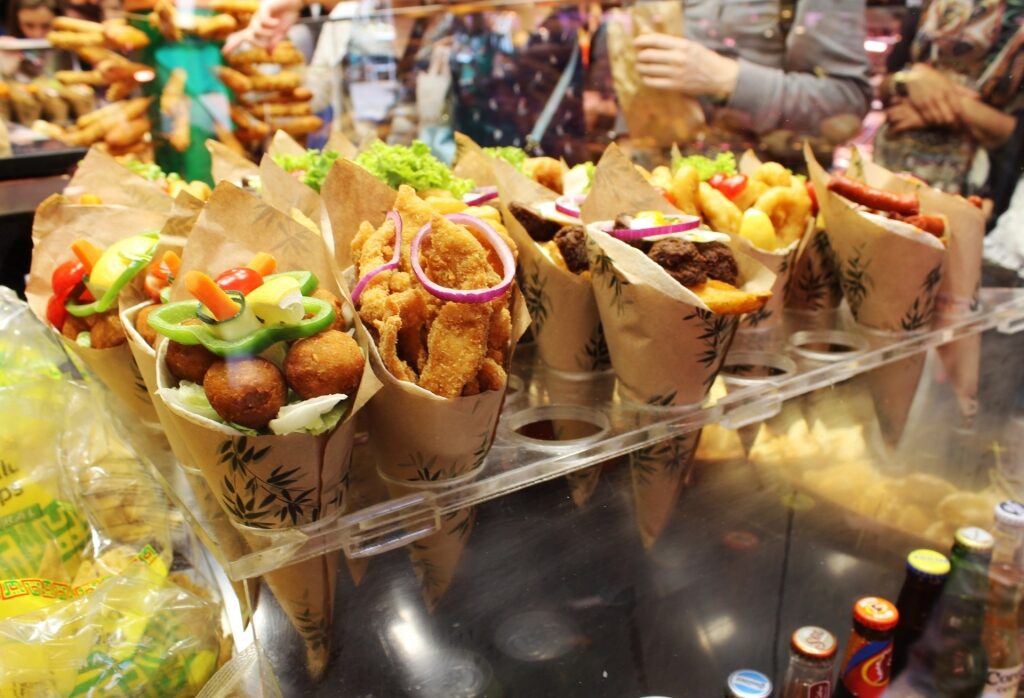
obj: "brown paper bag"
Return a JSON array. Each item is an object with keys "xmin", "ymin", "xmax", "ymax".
[
  {"xmin": 63, "ymin": 147, "xmax": 173, "ymax": 212},
  {"xmin": 868, "ymin": 353, "xmax": 926, "ymax": 447},
  {"xmin": 26, "ymin": 197, "xmax": 172, "ymax": 419},
  {"xmin": 325, "ymin": 130, "xmax": 358, "ymax": 159},
  {"xmin": 207, "ymin": 138, "xmax": 259, "ymax": 186},
  {"xmin": 267, "ymin": 130, "xmax": 307, "ymax": 158},
  {"xmin": 806, "ymin": 146, "xmax": 947, "ymax": 332},
  {"xmin": 259, "ymin": 153, "xmax": 322, "ymax": 225},
  {"xmin": 631, "ymin": 430, "xmax": 702, "ymax": 549},
  {"xmin": 486, "ymin": 155, "xmax": 608, "ymax": 373},
  {"xmin": 606, "ymin": 4, "xmax": 705, "ymax": 148}
]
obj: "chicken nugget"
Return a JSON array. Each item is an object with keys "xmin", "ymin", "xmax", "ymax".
[
  {"xmin": 62, "ymin": 314, "xmax": 89, "ymax": 341},
  {"xmin": 204, "ymin": 358, "xmax": 286, "ymax": 430},
  {"xmin": 284, "ymin": 330, "xmax": 364, "ymax": 399},
  {"xmin": 134, "ymin": 305, "xmax": 159, "ymax": 347}
]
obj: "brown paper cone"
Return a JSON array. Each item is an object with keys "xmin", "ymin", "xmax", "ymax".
[
  {"xmin": 267, "ymin": 130, "xmax": 307, "ymax": 158},
  {"xmin": 206, "ymin": 138, "xmax": 259, "ymax": 186},
  {"xmin": 452, "ymin": 133, "xmax": 497, "ymax": 186},
  {"xmin": 63, "ymin": 337, "xmax": 158, "ymax": 421},
  {"xmin": 63, "ymin": 147, "xmax": 173, "ymax": 212},
  {"xmin": 806, "ymin": 146, "xmax": 947, "ymax": 332},
  {"xmin": 937, "ymin": 333, "xmax": 980, "ymax": 426},
  {"xmin": 631, "ymin": 429, "xmax": 701, "ymax": 549},
  {"xmin": 867, "ymin": 353, "xmax": 926, "ymax": 447},
  {"xmin": 262, "ymin": 550, "xmax": 341, "ymax": 680},
  {"xmin": 606, "ymin": 4, "xmax": 704, "ymax": 148},
  {"xmin": 785, "ymin": 226, "xmax": 844, "ymax": 312},
  {"xmin": 487, "ymin": 154, "xmax": 608, "ymax": 372},
  {"xmin": 733, "ymin": 235, "xmax": 799, "ymax": 330},
  {"xmin": 258, "ymin": 153, "xmax": 322, "ymax": 225},
  {"xmin": 586, "ymin": 226, "xmax": 774, "ymax": 406},
  {"xmin": 321, "ymin": 158, "xmax": 397, "ymax": 272},
  {"xmin": 324, "ymin": 130, "xmax": 358, "ymax": 159}
]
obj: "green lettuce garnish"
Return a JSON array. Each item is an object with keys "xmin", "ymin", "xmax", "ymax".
[
  {"xmin": 484, "ymin": 146, "xmax": 528, "ymax": 171},
  {"xmin": 272, "ymin": 150, "xmax": 341, "ymax": 193},
  {"xmin": 671, "ymin": 152, "xmax": 737, "ymax": 181},
  {"xmin": 355, "ymin": 141, "xmax": 473, "ymax": 198},
  {"xmin": 124, "ymin": 159, "xmax": 182, "ymax": 184},
  {"xmin": 563, "ymin": 162, "xmax": 595, "ymax": 195}
]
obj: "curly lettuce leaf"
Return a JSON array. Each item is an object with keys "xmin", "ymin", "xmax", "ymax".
[
  {"xmin": 483, "ymin": 146, "xmax": 527, "ymax": 171},
  {"xmin": 272, "ymin": 150, "xmax": 341, "ymax": 193},
  {"xmin": 671, "ymin": 152, "xmax": 737, "ymax": 181},
  {"xmin": 354, "ymin": 141, "xmax": 473, "ymax": 198}
]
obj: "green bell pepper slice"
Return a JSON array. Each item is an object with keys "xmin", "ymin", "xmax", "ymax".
[
  {"xmin": 147, "ymin": 296, "xmax": 336, "ymax": 358},
  {"xmin": 66, "ymin": 234, "xmax": 159, "ymax": 318},
  {"xmin": 264, "ymin": 270, "xmax": 319, "ymax": 296}
]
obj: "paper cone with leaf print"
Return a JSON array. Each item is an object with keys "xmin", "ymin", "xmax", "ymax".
[
  {"xmin": 806, "ymin": 145, "xmax": 947, "ymax": 333},
  {"xmin": 152, "ymin": 183, "xmax": 380, "ymax": 679},
  {"xmin": 486, "ymin": 152, "xmax": 608, "ymax": 373},
  {"xmin": 631, "ymin": 430, "xmax": 702, "ymax": 549},
  {"xmin": 26, "ymin": 197, "xmax": 175, "ymax": 421},
  {"xmin": 207, "ymin": 139, "xmax": 259, "ymax": 187},
  {"xmin": 868, "ymin": 353, "xmax": 927, "ymax": 447},
  {"xmin": 63, "ymin": 146, "xmax": 175, "ymax": 212},
  {"xmin": 321, "ymin": 158, "xmax": 398, "ymax": 271},
  {"xmin": 785, "ymin": 225, "xmax": 844, "ymax": 312},
  {"xmin": 259, "ymin": 153, "xmax": 323, "ymax": 228},
  {"xmin": 581, "ymin": 147, "xmax": 774, "ymax": 546}
]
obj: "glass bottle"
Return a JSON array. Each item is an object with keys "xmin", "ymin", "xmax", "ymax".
[
  {"xmin": 984, "ymin": 561, "xmax": 1023, "ymax": 696},
  {"xmin": 993, "ymin": 501, "xmax": 1024, "ymax": 568},
  {"xmin": 782, "ymin": 626, "xmax": 837, "ymax": 698},
  {"xmin": 833, "ymin": 597, "xmax": 899, "ymax": 698},
  {"xmin": 725, "ymin": 669, "xmax": 773, "ymax": 698},
  {"xmin": 890, "ymin": 549, "xmax": 951, "ymax": 681}
]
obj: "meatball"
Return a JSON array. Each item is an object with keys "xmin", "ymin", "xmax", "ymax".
[
  {"xmin": 648, "ymin": 239, "xmax": 707, "ymax": 287},
  {"xmin": 553, "ymin": 225, "xmax": 589, "ymax": 274},
  {"xmin": 88, "ymin": 311, "xmax": 127, "ymax": 349},
  {"xmin": 311, "ymin": 288, "xmax": 346, "ymax": 332},
  {"xmin": 204, "ymin": 358, "xmax": 287, "ymax": 430},
  {"xmin": 696, "ymin": 242, "xmax": 739, "ymax": 285},
  {"xmin": 508, "ymin": 202, "xmax": 563, "ymax": 242},
  {"xmin": 134, "ymin": 305, "xmax": 159, "ymax": 348},
  {"xmin": 284, "ymin": 330, "xmax": 364, "ymax": 399}
]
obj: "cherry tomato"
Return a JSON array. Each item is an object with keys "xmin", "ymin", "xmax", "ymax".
[
  {"xmin": 46, "ymin": 294, "xmax": 67, "ymax": 330},
  {"xmin": 708, "ymin": 173, "xmax": 726, "ymax": 189},
  {"xmin": 654, "ymin": 186, "xmax": 677, "ymax": 207},
  {"xmin": 806, "ymin": 181, "xmax": 819, "ymax": 216},
  {"xmin": 215, "ymin": 267, "xmax": 264, "ymax": 295},
  {"xmin": 711, "ymin": 174, "xmax": 748, "ymax": 201},
  {"xmin": 51, "ymin": 261, "xmax": 86, "ymax": 300}
]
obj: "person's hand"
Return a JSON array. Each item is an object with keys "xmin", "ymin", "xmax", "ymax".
[
  {"xmin": 427, "ymin": 37, "xmax": 452, "ymax": 76},
  {"xmin": 222, "ymin": 0, "xmax": 302, "ymax": 55},
  {"xmin": 886, "ymin": 100, "xmax": 927, "ymax": 133},
  {"xmin": 634, "ymin": 33, "xmax": 739, "ymax": 99},
  {"xmin": 903, "ymin": 63, "xmax": 977, "ymax": 127}
]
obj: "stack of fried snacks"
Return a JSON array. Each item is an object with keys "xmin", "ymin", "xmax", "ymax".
[
  {"xmin": 35, "ymin": 97, "xmax": 153, "ymax": 157},
  {"xmin": 221, "ymin": 42, "xmax": 319, "ymax": 142}
]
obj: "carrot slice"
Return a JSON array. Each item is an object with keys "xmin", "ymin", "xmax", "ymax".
[
  {"xmin": 246, "ymin": 252, "xmax": 277, "ymax": 276},
  {"xmin": 162, "ymin": 250, "xmax": 182, "ymax": 278},
  {"xmin": 71, "ymin": 239, "xmax": 103, "ymax": 271},
  {"xmin": 184, "ymin": 270, "xmax": 241, "ymax": 321}
]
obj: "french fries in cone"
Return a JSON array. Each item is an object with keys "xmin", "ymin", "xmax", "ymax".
[{"xmin": 150, "ymin": 183, "xmax": 380, "ymax": 679}]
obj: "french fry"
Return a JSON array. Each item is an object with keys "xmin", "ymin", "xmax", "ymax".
[
  {"xmin": 216, "ymin": 66, "xmax": 252, "ymax": 94},
  {"xmin": 47, "ymin": 31, "xmax": 105, "ymax": 48}
]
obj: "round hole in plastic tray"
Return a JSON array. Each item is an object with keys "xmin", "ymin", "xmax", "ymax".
[
  {"xmin": 720, "ymin": 351, "xmax": 798, "ymax": 385},
  {"xmin": 503, "ymin": 404, "xmax": 610, "ymax": 448},
  {"xmin": 787, "ymin": 330, "xmax": 868, "ymax": 362},
  {"xmin": 494, "ymin": 610, "xmax": 579, "ymax": 662}
]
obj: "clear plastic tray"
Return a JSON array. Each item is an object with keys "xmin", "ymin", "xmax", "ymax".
[{"xmin": 134, "ymin": 288, "xmax": 1024, "ymax": 580}]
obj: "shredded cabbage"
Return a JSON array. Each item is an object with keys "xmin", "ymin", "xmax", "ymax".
[{"xmin": 268, "ymin": 394, "xmax": 349, "ymax": 435}]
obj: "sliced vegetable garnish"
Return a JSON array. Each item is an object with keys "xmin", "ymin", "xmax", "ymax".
[
  {"xmin": 187, "ymin": 270, "xmax": 242, "ymax": 321},
  {"xmin": 147, "ymin": 296, "xmax": 335, "ymax": 358},
  {"xmin": 605, "ymin": 214, "xmax": 702, "ymax": 241},
  {"xmin": 246, "ymin": 252, "xmax": 277, "ymax": 276},
  {"xmin": 215, "ymin": 267, "xmax": 264, "ymax": 295},
  {"xmin": 71, "ymin": 239, "xmax": 102, "ymax": 271},
  {"xmin": 352, "ymin": 210, "xmax": 402, "ymax": 305},
  {"xmin": 463, "ymin": 186, "xmax": 498, "ymax": 206},
  {"xmin": 554, "ymin": 194, "xmax": 586, "ymax": 219},
  {"xmin": 411, "ymin": 214, "xmax": 515, "ymax": 303},
  {"xmin": 265, "ymin": 270, "xmax": 318, "ymax": 296},
  {"xmin": 66, "ymin": 233, "xmax": 159, "ymax": 317}
]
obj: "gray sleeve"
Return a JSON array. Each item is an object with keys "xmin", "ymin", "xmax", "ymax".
[{"xmin": 726, "ymin": 0, "xmax": 872, "ymax": 135}]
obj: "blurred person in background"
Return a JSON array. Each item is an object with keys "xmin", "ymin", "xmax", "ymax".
[
  {"xmin": 0, "ymin": 0, "xmax": 59, "ymax": 80},
  {"xmin": 6, "ymin": 0, "xmax": 56, "ymax": 37},
  {"xmin": 631, "ymin": 0, "xmax": 872, "ymax": 167},
  {"xmin": 878, "ymin": 0, "xmax": 1024, "ymax": 215}
]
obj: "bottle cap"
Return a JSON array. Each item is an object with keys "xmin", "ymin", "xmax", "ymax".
[
  {"xmin": 995, "ymin": 501, "xmax": 1024, "ymax": 530},
  {"xmin": 906, "ymin": 549, "xmax": 951, "ymax": 580},
  {"xmin": 853, "ymin": 597, "xmax": 899, "ymax": 632},
  {"xmin": 726, "ymin": 670, "xmax": 772, "ymax": 698},
  {"xmin": 791, "ymin": 626, "xmax": 837, "ymax": 659},
  {"xmin": 954, "ymin": 526, "xmax": 995, "ymax": 554}
]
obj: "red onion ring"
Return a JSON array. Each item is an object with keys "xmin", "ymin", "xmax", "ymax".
[
  {"xmin": 607, "ymin": 216, "xmax": 702, "ymax": 241},
  {"xmin": 463, "ymin": 186, "xmax": 498, "ymax": 206},
  {"xmin": 411, "ymin": 214, "xmax": 515, "ymax": 303},
  {"xmin": 554, "ymin": 194, "xmax": 586, "ymax": 219},
  {"xmin": 351, "ymin": 210, "xmax": 402, "ymax": 304}
]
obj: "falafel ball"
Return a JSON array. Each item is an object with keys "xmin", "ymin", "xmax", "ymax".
[
  {"xmin": 648, "ymin": 239, "xmax": 707, "ymax": 287},
  {"xmin": 204, "ymin": 358, "xmax": 287, "ymax": 430},
  {"xmin": 166, "ymin": 340, "xmax": 218, "ymax": 384},
  {"xmin": 61, "ymin": 314, "xmax": 89, "ymax": 342},
  {"xmin": 696, "ymin": 241, "xmax": 739, "ymax": 285},
  {"xmin": 88, "ymin": 311, "xmax": 127, "ymax": 349},
  {"xmin": 284, "ymin": 330, "xmax": 364, "ymax": 400},
  {"xmin": 311, "ymin": 288, "xmax": 346, "ymax": 331},
  {"xmin": 134, "ymin": 305, "xmax": 159, "ymax": 347}
]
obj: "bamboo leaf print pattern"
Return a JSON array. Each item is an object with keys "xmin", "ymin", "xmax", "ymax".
[
  {"xmin": 217, "ymin": 436, "xmax": 317, "ymax": 528},
  {"xmin": 591, "ymin": 250, "xmax": 631, "ymax": 315},
  {"xmin": 579, "ymin": 322, "xmax": 611, "ymax": 371},
  {"xmin": 839, "ymin": 244, "xmax": 871, "ymax": 317},
  {"xmin": 519, "ymin": 266, "xmax": 550, "ymax": 336},
  {"xmin": 684, "ymin": 308, "xmax": 738, "ymax": 390},
  {"xmin": 901, "ymin": 262, "xmax": 943, "ymax": 331}
]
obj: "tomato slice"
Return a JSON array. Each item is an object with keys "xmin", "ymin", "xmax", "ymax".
[
  {"xmin": 51, "ymin": 261, "xmax": 86, "ymax": 300},
  {"xmin": 712, "ymin": 174, "xmax": 748, "ymax": 200},
  {"xmin": 215, "ymin": 267, "xmax": 264, "ymax": 295},
  {"xmin": 46, "ymin": 294, "xmax": 68, "ymax": 330},
  {"xmin": 708, "ymin": 173, "xmax": 726, "ymax": 189}
]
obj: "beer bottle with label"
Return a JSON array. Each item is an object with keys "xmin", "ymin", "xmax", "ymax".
[
  {"xmin": 992, "ymin": 501, "xmax": 1024, "ymax": 567},
  {"xmin": 833, "ymin": 597, "xmax": 899, "ymax": 698},
  {"xmin": 782, "ymin": 626, "xmax": 837, "ymax": 698},
  {"xmin": 983, "ymin": 559, "xmax": 1023, "ymax": 696},
  {"xmin": 890, "ymin": 549, "xmax": 951, "ymax": 680},
  {"xmin": 725, "ymin": 669, "xmax": 773, "ymax": 698}
]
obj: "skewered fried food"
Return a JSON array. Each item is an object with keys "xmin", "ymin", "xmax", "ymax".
[
  {"xmin": 247, "ymin": 101, "xmax": 312, "ymax": 118},
  {"xmin": 56, "ymin": 70, "xmax": 106, "ymax": 86},
  {"xmin": 267, "ymin": 115, "xmax": 323, "ymax": 136},
  {"xmin": 194, "ymin": 13, "xmax": 237, "ymax": 39},
  {"xmin": 52, "ymin": 16, "xmax": 104, "ymax": 33},
  {"xmin": 103, "ymin": 22, "xmax": 150, "ymax": 50},
  {"xmin": 47, "ymin": 31, "xmax": 104, "ymax": 48},
  {"xmin": 105, "ymin": 116, "xmax": 150, "ymax": 148},
  {"xmin": 105, "ymin": 81, "xmax": 135, "ymax": 101},
  {"xmin": 217, "ymin": 66, "xmax": 252, "ymax": 94},
  {"xmin": 250, "ymin": 72, "xmax": 300, "ymax": 92}
]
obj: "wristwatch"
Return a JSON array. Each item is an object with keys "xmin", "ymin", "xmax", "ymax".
[{"xmin": 893, "ymin": 71, "xmax": 910, "ymax": 98}]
